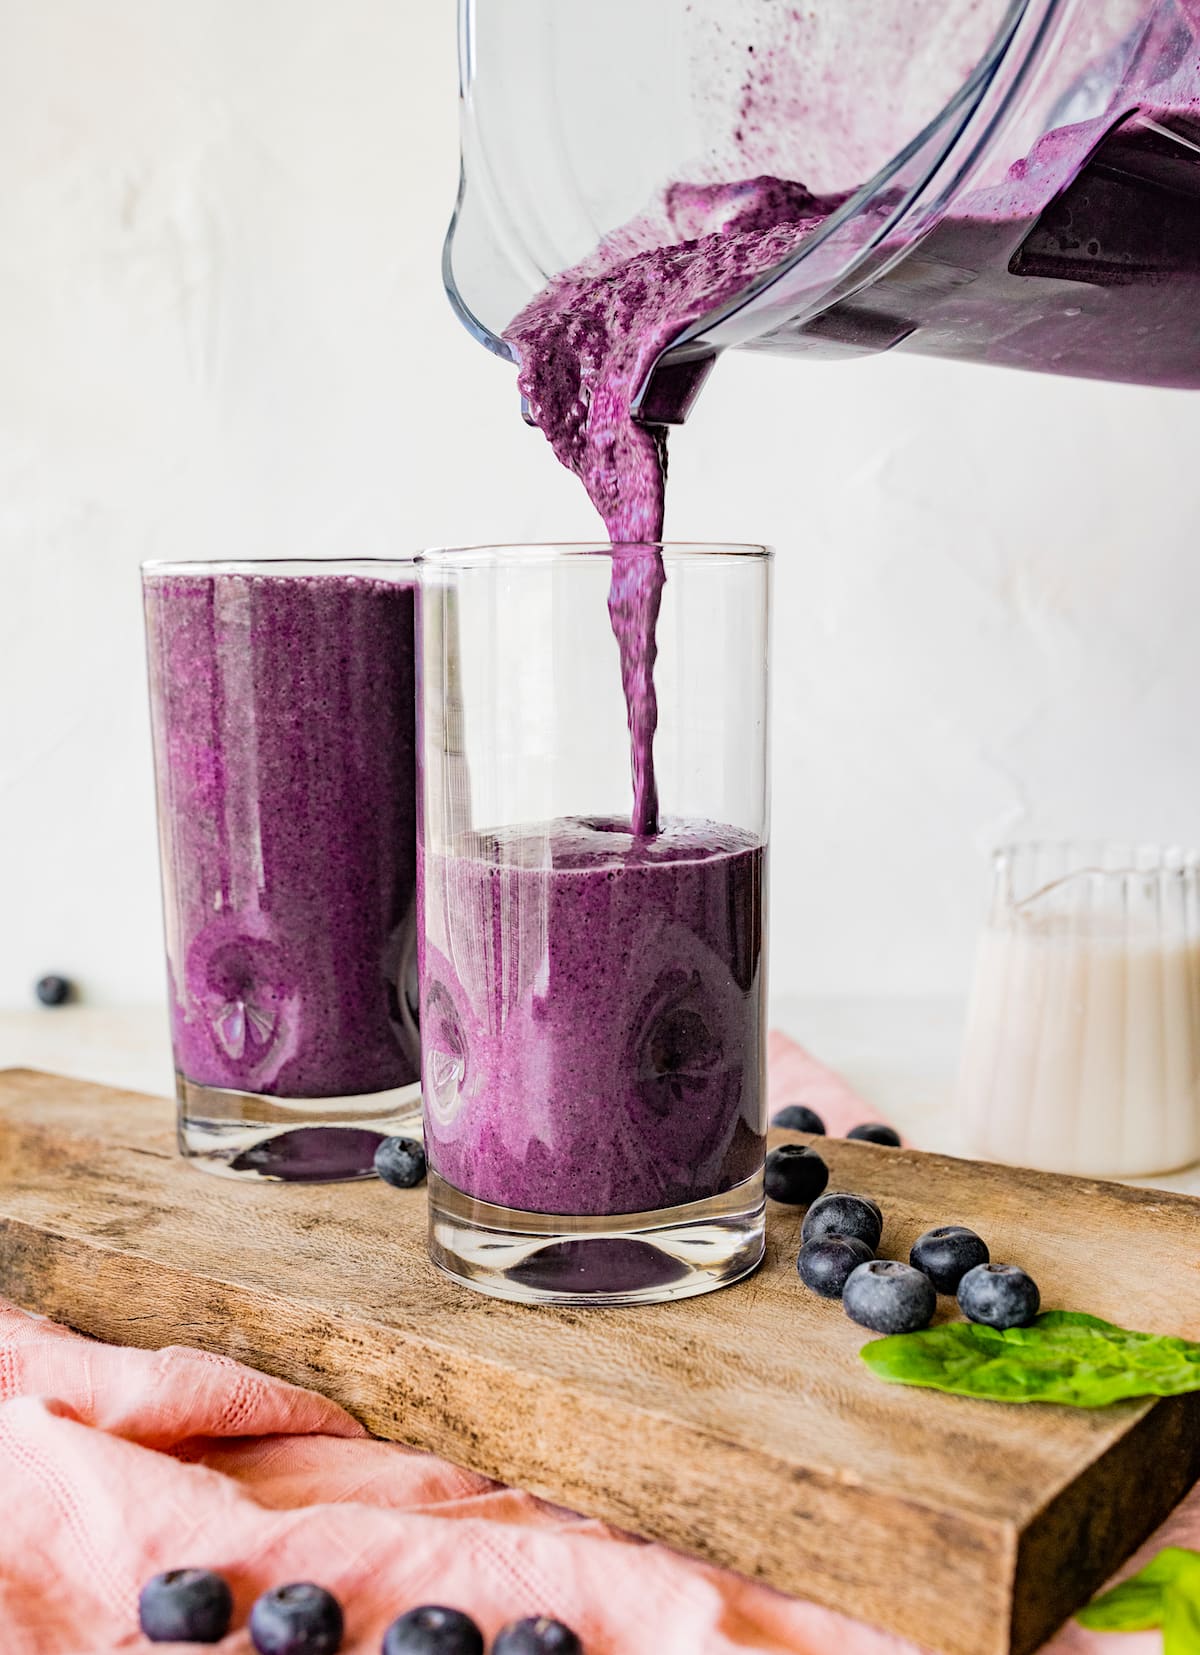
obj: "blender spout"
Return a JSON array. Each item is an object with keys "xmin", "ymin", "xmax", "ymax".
[
  {"xmin": 632, "ymin": 343, "xmax": 720, "ymax": 426},
  {"xmin": 520, "ymin": 342, "xmax": 720, "ymax": 430}
]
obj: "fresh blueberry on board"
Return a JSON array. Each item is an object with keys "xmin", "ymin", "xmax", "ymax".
[
  {"xmin": 374, "ymin": 1135, "xmax": 428, "ymax": 1189},
  {"xmin": 35, "ymin": 974, "xmax": 73, "ymax": 1007},
  {"xmin": 764, "ymin": 1144, "xmax": 829, "ymax": 1205},
  {"xmin": 492, "ymin": 1616, "xmax": 584, "ymax": 1654},
  {"xmin": 249, "ymin": 1582, "xmax": 344, "ymax": 1655},
  {"xmin": 910, "ymin": 1226, "xmax": 990, "ymax": 1295},
  {"xmin": 958, "ymin": 1263, "xmax": 1041, "ymax": 1330},
  {"xmin": 846, "ymin": 1122, "xmax": 902, "ymax": 1147},
  {"xmin": 797, "ymin": 1234, "xmax": 874, "ymax": 1299},
  {"xmin": 138, "ymin": 1569, "xmax": 233, "ymax": 1644},
  {"xmin": 771, "ymin": 1104, "xmax": 826, "ymax": 1135},
  {"xmin": 843, "ymin": 1260, "xmax": 937, "ymax": 1335},
  {"xmin": 801, "ymin": 1191, "xmax": 884, "ymax": 1252},
  {"xmin": 382, "ymin": 1604, "xmax": 485, "ymax": 1655}
]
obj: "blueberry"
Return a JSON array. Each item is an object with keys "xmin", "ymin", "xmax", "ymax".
[
  {"xmin": 138, "ymin": 1569, "xmax": 233, "ymax": 1644},
  {"xmin": 797, "ymin": 1233, "xmax": 874, "ymax": 1299},
  {"xmin": 846, "ymin": 1122, "xmax": 902, "ymax": 1147},
  {"xmin": 843, "ymin": 1260, "xmax": 936, "ymax": 1335},
  {"xmin": 382, "ymin": 1605, "xmax": 484, "ymax": 1655},
  {"xmin": 764, "ymin": 1144, "xmax": 829, "ymax": 1206},
  {"xmin": 374, "ymin": 1135, "xmax": 428, "ymax": 1189},
  {"xmin": 771, "ymin": 1104, "xmax": 826, "ymax": 1135},
  {"xmin": 249, "ymin": 1583, "xmax": 343, "ymax": 1655},
  {"xmin": 35, "ymin": 974, "xmax": 73, "ymax": 1007},
  {"xmin": 492, "ymin": 1619, "xmax": 583, "ymax": 1655},
  {"xmin": 958, "ymin": 1263, "xmax": 1041, "ymax": 1330},
  {"xmin": 910, "ymin": 1226, "xmax": 990, "ymax": 1294},
  {"xmin": 800, "ymin": 1191, "xmax": 883, "ymax": 1252}
]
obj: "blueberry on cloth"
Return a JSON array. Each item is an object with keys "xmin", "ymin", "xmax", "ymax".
[
  {"xmin": 138, "ymin": 1569, "xmax": 233, "ymax": 1644},
  {"xmin": 249, "ymin": 1582, "xmax": 344, "ymax": 1655},
  {"xmin": 492, "ymin": 1616, "xmax": 584, "ymax": 1655},
  {"xmin": 771, "ymin": 1104, "xmax": 826, "ymax": 1134},
  {"xmin": 381, "ymin": 1604, "xmax": 485, "ymax": 1655}
]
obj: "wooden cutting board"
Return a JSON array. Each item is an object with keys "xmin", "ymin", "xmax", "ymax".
[{"xmin": 1, "ymin": 1067, "xmax": 1199, "ymax": 1655}]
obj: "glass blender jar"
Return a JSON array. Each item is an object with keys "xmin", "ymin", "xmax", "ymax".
[{"xmin": 444, "ymin": 0, "xmax": 1200, "ymax": 416}]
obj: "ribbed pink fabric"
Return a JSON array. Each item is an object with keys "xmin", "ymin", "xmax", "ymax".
[{"xmin": 0, "ymin": 1038, "xmax": 1189, "ymax": 1653}]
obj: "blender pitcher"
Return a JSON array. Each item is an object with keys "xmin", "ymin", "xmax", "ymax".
[{"xmin": 444, "ymin": 0, "xmax": 1200, "ymax": 417}]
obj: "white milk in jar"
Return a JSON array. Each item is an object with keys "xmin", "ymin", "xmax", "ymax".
[{"xmin": 960, "ymin": 844, "xmax": 1200, "ymax": 1179}]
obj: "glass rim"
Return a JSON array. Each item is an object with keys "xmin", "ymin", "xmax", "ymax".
[
  {"xmin": 141, "ymin": 557, "xmax": 418, "ymax": 578},
  {"xmin": 418, "ymin": 541, "xmax": 773, "ymax": 569},
  {"xmin": 993, "ymin": 840, "xmax": 1200, "ymax": 881},
  {"xmin": 995, "ymin": 838, "xmax": 1200, "ymax": 859}
]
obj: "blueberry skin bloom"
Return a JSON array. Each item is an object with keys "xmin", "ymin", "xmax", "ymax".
[
  {"xmin": 771, "ymin": 1104, "xmax": 826, "ymax": 1135},
  {"xmin": 764, "ymin": 1145, "xmax": 829, "ymax": 1206},
  {"xmin": 797, "ymin": 1234, "xmax": 874, "ymax": 1299},
  {"xmin": 249, "ymin": 1583, "xmax": 344, "ymax": 1655},
  {"xmin": 801, "ymin": 1191, "xmax": 884, "ymax": 1252},
  {"xmin": 374, "ymin": 1135, "xmax": 428, "ymax": 1189},
  {"xmin": 138, "ymin": 1569, "xmax": 233, "ymax": 1644},
  {"xmin": 843, "ymin": 1260, "xmax": 937, "ymax": 1335},
  {"xmin": 382, "ymin": 1604, "xmax": 485, "ymax": 1655},
  {"xmin": 958, "ymin": 1263, "xmax": 1041, "ymax": 1330},
  {"xmin": 910, "ymin": 1226, "xmax": 990, "ymax": 1295},
  {"xmin": 492, "ymin": 1616, "xmax": 584, "ymax": 1655},
  {"xmin": 847, "ymin": 1122, "xmax": 902, "ymax": 1147}
]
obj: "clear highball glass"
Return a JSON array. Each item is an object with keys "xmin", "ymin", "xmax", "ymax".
[
  {"xmin": 143, "ymin": 559, "xmax": 422, "ymax": 1180},
  {"xmin": 417, "ymin": 543, "xmax": 772, "ymax": 1305}
]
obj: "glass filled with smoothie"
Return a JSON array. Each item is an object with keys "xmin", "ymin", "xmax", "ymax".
[
  {"xmin": 143, "ymin": 560, "xmax": 420, "ymax": 1180},
  {"xmin": 418, "ymin": 543, "xmax": 770, "ymax": 1304}
]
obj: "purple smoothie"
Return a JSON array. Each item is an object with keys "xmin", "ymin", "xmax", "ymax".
[
  {"xmin": 420, "ymin": 816, "xmax": 766, "ymax": 1216},
  {"xmin": 144, "ymin": 570, "xmax": 419, "ymax": 1100},
  {"xmin": 504, "ymin": 184, "xmax": 831, "ymax": 833}
]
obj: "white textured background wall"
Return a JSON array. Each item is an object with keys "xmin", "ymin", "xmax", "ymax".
[{"xmin": 4, "ymin": 0, "xmax": 1200, "ymax": 1011}]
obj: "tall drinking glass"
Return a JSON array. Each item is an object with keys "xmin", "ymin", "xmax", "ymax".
[
  {"xmin": 418, "ymin": 543, "xmax": 771, "ymax": 1304},
  {"xmin": 143, "ymin": 559, "xmax": 421, "ymax": 1179}
]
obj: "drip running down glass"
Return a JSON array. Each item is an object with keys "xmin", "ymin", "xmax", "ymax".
[
  {"xmin": 143, "ymin": 559, "xmax": 422, "ymax": 1180},
  {"xmin": 417, "ymin": 543, "xmax": 772, "ymax": 1304}
]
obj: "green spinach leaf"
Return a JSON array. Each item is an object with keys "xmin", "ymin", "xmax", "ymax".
[
  {"xmin": 1164, "ymin": 1582, "xmax": 1200, "ymax": 1655},
  {"xmin": 861, "ymin": 1311, "xmax": 1200, "ymax": 1407},
  {"xmin": 1077, "ymin": 1549, "xmax": 1200, "ymax": 1652}
]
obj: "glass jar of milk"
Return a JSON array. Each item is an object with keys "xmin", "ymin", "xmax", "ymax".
[{"xmin": 960, "ymin": 843, "xmax": 1200, "ymax": 1179}]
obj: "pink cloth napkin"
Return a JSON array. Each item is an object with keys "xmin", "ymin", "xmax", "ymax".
[{"xmin": 0, "ymin": 1039, "xmax": 1194, "ymax": 1654}]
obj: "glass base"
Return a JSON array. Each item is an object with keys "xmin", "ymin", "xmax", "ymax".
[
  {"xmin": 427, "ymin": 1171, "xmax": 765, "ymax": 1306},
  {"xmin": 175, "ymin": 1073, "xmax": 422, "ymax": 1181}
]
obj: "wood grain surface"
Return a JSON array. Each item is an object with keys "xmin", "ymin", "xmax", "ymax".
[{"xmin": 1, "ymin": 1067, "xmax": 1198, "ymax": 1655}]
